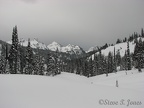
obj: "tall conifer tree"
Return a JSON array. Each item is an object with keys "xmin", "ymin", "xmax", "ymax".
[
  {"xmin": 8, "ymin": 26, "xmax": 19, "ymax": 74},
  {"xmin": 127, "ymin": 41, "xmax": 131, "ymax": 70}
]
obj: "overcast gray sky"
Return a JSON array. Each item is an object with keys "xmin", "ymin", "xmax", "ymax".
[{"xmin": 0, "ymin": 0, "xmax": 144, "ymax": 50}]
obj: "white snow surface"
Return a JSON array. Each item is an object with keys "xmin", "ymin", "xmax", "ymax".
[
  {"xmin": 89, "ymin": 37, "xmax": 144, "ymax": 57},
  {"xmin": 0, "ymin": 69, "xmax": 144, "ymax": 108},
  {"xmin": 101, "ymin": 42, "xmax": 135, "ymax": 57}
]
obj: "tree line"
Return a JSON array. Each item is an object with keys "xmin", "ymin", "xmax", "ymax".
[{"xmin": 0, "ymin": 27, "xmax": 144, "ymax": 77}]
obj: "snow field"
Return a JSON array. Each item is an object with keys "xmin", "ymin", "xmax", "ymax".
[{"xmin": 0, "ymin": 69, "xmax": 144, "ymax": 108}]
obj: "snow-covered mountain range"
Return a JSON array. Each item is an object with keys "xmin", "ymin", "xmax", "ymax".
[
  {"xmin": 5, "ymin": 37, "xmax": 144, "ymax": 56},
  {"xmin": 47, "ymin": 41, "xmax": 85, "ymax": 55},
  {"xmin": 7, "ymin": 39, "xmax": 85, "ymax": 55},
  {"xmin": 7, "ymin": 39, "xmax": 47, "ymax": 50}
]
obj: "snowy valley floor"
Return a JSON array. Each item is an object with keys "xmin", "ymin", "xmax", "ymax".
[{"xmin": 0, "ymin": 69, "xmax": 144, "ymax": 108}]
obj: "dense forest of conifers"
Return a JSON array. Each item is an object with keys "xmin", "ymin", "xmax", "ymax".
[{"xmin": 0, "ymin": 26, "xmax": 144, "ymax": 77}]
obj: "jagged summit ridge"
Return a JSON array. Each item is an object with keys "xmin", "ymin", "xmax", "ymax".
[
  {"xmin": 47, "ymin": 41, "xmax": 84, "ymax": 55},
  {"xmin": 7, "ymin": 38, "xmax": 47, "ymax": 50},
  {"xmin": 47, "ymin": 41, "xmax": 62, "ymax": 51},
  {"xmin": 6, "ymin": 39, "xmax": 84, "ymax": 55}
]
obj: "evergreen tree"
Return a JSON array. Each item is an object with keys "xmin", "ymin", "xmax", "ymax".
[
  {"xmin": 0, "ymin": 44, "xmax": 7, "ymax": 74},
  {"xmin": 85, "ymin": 59, "xmax": 89, "ymax": 77},
  {"xmin": 134, "ymin": 38, "xmax": 143, "ymax": 72},
  {"xmin": 127, "ymin": 41, "xmax": 131, "ymax": 70},
  {"xmin": 81, "ymin": 57, "xmax": 89, "ymax": 77},
  {"xmin": 19, "ymin": 45, "xmax": 26, "ymax": 74},
  {"xmin": 86, "ymin": 58, "xmax": 91, "ymax": 78},
  {"xmin": 142, "ymin": 41, "xmax": 144, "ymax": 68},
  {"xmin": 123, "ymin": 37, "xmax": 127, "ymax": 42},
  {"xmin": 5, "ymin": 44, "xmax": 9, "ymax": 73},
  {"xmin": 46, "ymin": 52, "xmax": 55, "ymax": 76},
  {"xmin": 116, "ymin": 39, "xmax": 122, "ymax": 44},
  {"xmin": 81, "ymin": 58, "xmax": 86, "ymax": 75},
  {"xmin": 8, "ymin": 26, "xmax": 19, "ymax": 74},
  {"xmin": 33, "ymin": 52, "xmax": 40, "ymax": 75},
  {"xmin": 113, "ymin": 47, "xmax": 117, "ymax": 72},
  {"xmin": 134, "ymin": 38, "xmax": 138, "ymax": 44},
  {"xmin": 88, "ymin": 57, "xmax": 93, "ymax": 77},
  {"xmin": 116, "ymin": 50, "xmax": 121, "ymax": 66},
  {"xmin": 25, "ymin": 38, "xmax": 33, "ymax": 74},
  {"xmin": 128, "ymin": 35, "xmax": 134, "ymax": 42},
  {"xmin": 97, "ymin": 50, "xmax": 104, "ymax": 75},
  {"xmin": 79, "ymin": 59, "xmax": 83, "ymax": 75},
  {"xmin": 134, "ymin": 32, "xmax": 138, "ymax": 39},
  {"xmin": 108, "ymin": 52, "xmax": 113, "ymax": 73},
  {"xmin": 70, "ymin": 60, "xmax": 75, "ymax": 73},
  {"xmin": 124, "ymin": 50, "xmax": 127, "ymax": 70},
  {"xmin": 39, "ymin": 56, "xmax": 45, "ymax": 75},
  {"xmin": 141, "ymin": 28, "xmax": 144, "ymax": 37},
  {"xmin": 104, "ymin": 58, "xmax": 108, "ymax": 76},
  {"xmin": 75, "ymin": 59, "xmax": 79, "ymax": 74},
  {"xmin": 93, "ymin": 54, "xmax": 98, "ymax": 76},
  {"xmin": 53, "ymin": 50, "xmax": 61, "ymax": 75}
]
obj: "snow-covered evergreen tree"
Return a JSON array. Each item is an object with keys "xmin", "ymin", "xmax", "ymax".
[
  {"xmin": 19, "ymin": 44, "xmax": 26, "ymax": 74},
  {"xmin": 127, "ymin": 41, "xmax": 131, "ymax": 70},
  {"xmin": 113, "ymin": 47, "xmax": 117, "ymax": 72},
  {"xmin": 46, "ymin": 52, "xmax": 55, "ymax": 76},
  {"xmin": 97, "ymin": 50, "xmax": 104, "ymax": 75},
  {"xmin": 124, "ymin": 50, "xmax": 127, "ymax": 70},
  {"xmin": 33, "ymin": 52, "xmax": 40, "ymax": 75},
  {"xmin": 69, "ymin": 60, "xmax": 75, "ymax": 73},
  {"xmin": 54, "ymin": 50, "xmax": 61, "ymax": 75},
  {"xmin": 8, "ymin": 26, "xmax": 19, "ymax": 74},
  {"xmin": 25, "ymin": 38, "xmax": 33, "ymax": 74},
  {"xmin": 93, "ymin": 54, "xmax": 98, "ymax": 76},
  {"xmin": 39, "ymin": 56, "xmax": 45, "ymax": 75},
  {"xmin": 108, "ymin": 51, "xmax": 113, "ymax": 73},
  {"xmin": 134, "ymin": 38, "xmax": 143, "ymax": 72},
  {"xmin": 116, "ymin": 50, "xmax": 121, "ymax": 67},
  {"xmin": 81, "ymin": 57, "xmax": 89, "ymax": 77},
  {"xmin": 0, "ymin": 44, "xmax": 7, "ymax": 74},
  {"xmin": 88, "ymin": 57, "xmax": 93, "ymax": 77}
]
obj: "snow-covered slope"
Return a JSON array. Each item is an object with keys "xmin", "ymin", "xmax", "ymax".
[
  {"xmin": 89, "ymin": 37, "xmax": 144, "ymax": 57},
  {"xmin": 0, "ymin": 69, "xmax": 144, "ymax": 108}
]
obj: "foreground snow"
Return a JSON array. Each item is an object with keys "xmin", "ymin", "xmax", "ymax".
[{"xmin": 0, "ymin": 70, "xmax": 144, "ymax": 108}]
